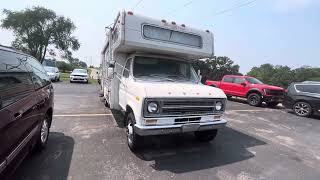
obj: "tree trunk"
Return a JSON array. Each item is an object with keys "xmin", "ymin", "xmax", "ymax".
[{"xmin": 40, "ymin": 45, "xmax": 48, "ymax": 63}]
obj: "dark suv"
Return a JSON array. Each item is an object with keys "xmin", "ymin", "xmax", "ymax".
[
  {"xmin": 283, "ymin": 82, "xmax": 320, "ymax": 117},
  {"xmin": 0, "ymin": 46, "xmax": 54, "ymax": 178}
]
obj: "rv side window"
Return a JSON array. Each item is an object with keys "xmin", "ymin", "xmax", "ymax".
[
  {"xmin": 123, "ymin": 58, "xmax": 132, "ymax": 78},
  {"xmin": 143, "ymin": 25, "xmax": 202, "ymax": 48}
]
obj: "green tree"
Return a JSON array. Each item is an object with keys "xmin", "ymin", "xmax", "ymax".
[
  {"xmin": 247, "ymin": 64, "xmax": 320, "ymax": 88},
  {"xmin": 1, "ymin": 6, "xmax": 80, "ymax": 63},
  {"xmin": 56, "ymin": 61, "xmax": 73, "ymax": 72},
  {"xmin": 193, "ymin": 56, "xmax": 241, "ymax": 82},
  {"xmin": 294, "ymin": 67, "xmax": 320, "ymax": 82},
  {"xmin": 247, "ymin": 64, "xmax": 275, "ymax": 84},
  {"xmin": 270, "ymin": 66, "xmax": 295, "ymax": 87}
]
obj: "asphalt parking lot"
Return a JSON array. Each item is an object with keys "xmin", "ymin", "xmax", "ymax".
[{"xmin": 13, "ymin": 82, "xmax": 320, "ymax": 180}]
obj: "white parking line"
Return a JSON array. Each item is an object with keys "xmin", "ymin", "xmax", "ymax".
[{"xmin": 54, "ymin": 113, "xmax": 113, "ymax": 117}]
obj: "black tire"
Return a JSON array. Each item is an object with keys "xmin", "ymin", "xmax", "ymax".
[
  {"xmin": 126, "ymin": 112, "xmax": 143, "ymax": 151},
  {"xmin": 70, "ymin": 80, "xmax": 72, "ymax": 83},
  {"xmin": 247, "ymin": 93, "xmax": 262, "ymax": 107},
  {"xmin": 266, "ymin": 102, "xmax": 279, "ymax": 107},
  {"xmin": 57, "ymin": 77, "xmax": 60, "ymax": 82},
  {"xmin": 34, "ymin": 114, "xmax": 50, "ymax": 152},
  {"xmin": 226, "ymin": 95, "xmax": 232, "ymax": 100},
  {"xmin": 293, "ymin": 101, "xmax": 312, "ymax": 117},
  {"xmin": 194, "ymin": 129, "xmax": 218, "ymax": 142}
]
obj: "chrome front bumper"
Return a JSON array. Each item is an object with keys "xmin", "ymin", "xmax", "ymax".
[{"xmin": 134, "ymin": 119, "xmax": 227, "ymax": 136}]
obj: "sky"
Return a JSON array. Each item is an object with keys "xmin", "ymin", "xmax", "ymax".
[{"xmin": 0, "ymin": 0, "xmax": 319, "ymax": 73}]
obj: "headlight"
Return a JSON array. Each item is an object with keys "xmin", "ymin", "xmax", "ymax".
[
  {"xmin": 147, "ymin": 102, "xmax": 158, "ymax": 113},
  {"xmin": 215, "ymin": 101, "xmax": 223, "ymax": 111}
]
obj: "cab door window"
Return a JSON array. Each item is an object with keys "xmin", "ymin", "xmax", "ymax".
[
  {"xmin": 223, "ymin": 77, "xmax": 234, "ymax": 83},
  {"xmin": 123, "ymin": 58, "xmax": 132, "ymax": 78},
  {"xmin": 25, "ymin": 57, "xmax": 50, "ymax": 89},
  {"xmin": 0, "ymin": 50, "xmax": 34, "ymax": 109},
  {"xmin": 233, "ymin": 77, "xmax": 245, "ymax": 84}
]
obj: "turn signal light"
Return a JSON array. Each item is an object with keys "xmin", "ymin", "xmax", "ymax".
[
  {"xmin": 145, "ymin": 119, "xmax": 158, "ymax": 125},
  {"xmin": 210, "ymin": 115, "xmax": 221, "ymax": 121}
]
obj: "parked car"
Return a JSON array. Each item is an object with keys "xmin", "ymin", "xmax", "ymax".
[
  {"xmin": 206, "ymin": 75, "xmax": 285, "ymax": 107},
  {"xmin": 283, "ymin": 82, "xmax": 320, "ymax": 117},
  {"xmin": 44, "ymin": 66, "xmax": 60, "ymax": 82},
  {"xmin": 0, "ymin": 46, "xmax": 54, "ymax": 178},
  {"xmin": 70, "ymin": 69, "xmax": 89, "ymax": 83}
]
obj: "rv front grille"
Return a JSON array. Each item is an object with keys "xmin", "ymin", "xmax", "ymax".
[{"xmin": 143, "ymin": 98, "xmax": 225, "ymax": 117}]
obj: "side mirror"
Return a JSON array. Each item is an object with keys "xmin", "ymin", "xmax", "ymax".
[{"xmin": 241, "ymin": 82, "xmax": 247, "ymax": 86}]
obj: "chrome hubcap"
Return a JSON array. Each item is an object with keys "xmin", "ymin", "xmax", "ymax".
[
  {"xmin": 294, "ymin": 103, "xmax": 309, "ymax": 116},
  {"xmin": 41, "ymin": 120, "xmax": 49, "ymax": 143}
]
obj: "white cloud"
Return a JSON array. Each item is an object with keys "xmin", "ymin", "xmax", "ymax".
[{"xmin": 272, "ymin": 0, "xmax": 317, "ymax": 12}]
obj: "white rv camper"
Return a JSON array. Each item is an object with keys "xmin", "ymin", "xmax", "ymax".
[{"xmin": 101, "ymin": 11, "xmax": 227, "ymax": 150}]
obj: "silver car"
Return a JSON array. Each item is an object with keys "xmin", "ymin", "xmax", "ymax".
[{"xmin": 44, "ymin": 66, "xmax": 60, "ymax": 82}]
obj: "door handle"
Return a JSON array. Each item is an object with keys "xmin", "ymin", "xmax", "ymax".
[{"xmin": 14, "ymin": 113, "xmax": 22, "ymax": 120}]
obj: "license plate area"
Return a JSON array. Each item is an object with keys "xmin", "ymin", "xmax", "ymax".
[{"xmin": 181, "ymin": 124, "xmax": 200, "ymax": 132}]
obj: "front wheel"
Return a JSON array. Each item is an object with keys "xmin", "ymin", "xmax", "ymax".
[
  {"xmin": 126, "ymin": 112, "xmax": 143, "ymax": 151},
  {"xmin": 293, "ymin": 101, "xmax": 312, "ymax": 117},
  {"xmin": 194, "ymin": 130, "xmax": 218, "ymax": 142},
  {"xmin": 247, "ymin": 93, "xmax": 262, "ymax": 107}
]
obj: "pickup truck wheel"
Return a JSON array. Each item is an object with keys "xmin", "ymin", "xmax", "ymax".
[
  {"xmin": 194, "ymin": 130, "xmax": 218, "ymax": 142},
  {"xmin": 34, "ymin": 114, "xmax": 50, "ymax": 152},
  {"xmin": 126, "ymin": 112, "xmax": 142, "ymax": 151},
  {"xmin": 266, "ymin": 102, "xmax": 279, "ymax": 107},
  {"xmin": 293, "ymin": 101, "xmax": 312, "ymax": 117},
  {"xmin": 247, "ymin": 93, "xmax": 262, "ymax": 107}
]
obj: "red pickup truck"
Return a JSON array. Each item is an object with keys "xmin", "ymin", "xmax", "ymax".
[{"xmin": 206, "ymin": 75, "xmax": 285, "ymax": 107}]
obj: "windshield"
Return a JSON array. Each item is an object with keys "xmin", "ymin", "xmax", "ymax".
[
  {"xmin": 133, "ymin": 56, "xmax": 198, "ymax": 83},
  {"xmin": 44, "ymin": 67, "xmax": 55, "ymax": 73},
  {"xmin": 246, "ymin": 77, "xmax": 264, "ymax": 84},
  {"xmin": 73, "ymin": 69, "xmax": 87, "ymax": 74}
]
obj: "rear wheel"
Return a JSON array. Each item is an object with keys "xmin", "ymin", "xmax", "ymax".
[
  {"xmin": 293, "ymin": 101, "xmax": 312, "ymax": 117},
  {"xmin": 34, "ymin": 115, "xmax": 50, "ymax": 152},
  {"xmin": 266, "ymin": 102, "xmax": 279, "ymax": 107},
  {"xmin": 126, "ymin": 112, "xmax": 143, "ymax": 151},
  {"xmin": 194, "ymin": 130, "xmax": 218, "ymax": 142},
  {"xmin": 247, "ymin": 93, "xmax": 262, "ymax": 107}
]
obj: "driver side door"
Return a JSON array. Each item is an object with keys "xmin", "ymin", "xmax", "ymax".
[{"xmin": 119, "ymin": 58, "xmax": 132, "ymax": 110}]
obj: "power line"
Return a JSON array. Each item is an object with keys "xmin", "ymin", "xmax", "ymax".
[
  {"xmin": 164, "ymin": 0, "xmax": 196, "ymax": 18},
  {"xmin": 212, "ymin": 0, "xmax": 259, "ymax": 17},
  {"xmin": 132, "ymin": 0, "xmax": 143, "ymax": 10}
]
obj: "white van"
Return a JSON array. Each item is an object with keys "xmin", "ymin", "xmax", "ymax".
[{"xmin": 101, "ymin": 11, "xmax": 227, "ymax": 150}]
